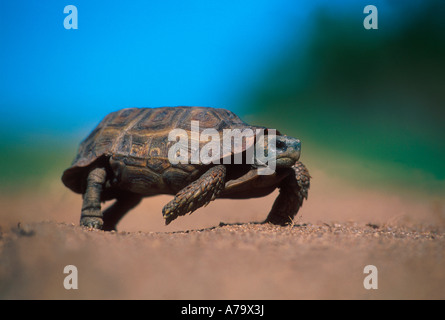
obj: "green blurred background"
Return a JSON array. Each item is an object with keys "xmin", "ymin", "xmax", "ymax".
[
  {"xmin": 1, "ymin": 0, "xmax": 444, "ymax": 196},
  {"xmin": 243, "ymin": 1, "xmax": 445, "ymax": 195}
]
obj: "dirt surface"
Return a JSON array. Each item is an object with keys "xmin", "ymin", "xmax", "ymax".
[{"xmin": 1, "ymin": 169, "xmax": 444, "ymax": 299}]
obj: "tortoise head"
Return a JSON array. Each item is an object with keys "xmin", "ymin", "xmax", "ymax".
[
  {"xmin": 273, "ymin": 135, "xmax": 301, "ymax": 168},
  {"xmin": 253, "ymin": 134, "xmax": 301, "ymax": 171}
]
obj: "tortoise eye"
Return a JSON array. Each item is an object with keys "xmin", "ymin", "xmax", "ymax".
[{"xmin": 276, "ymin": 140, "xmax": 286, "ymax": 149}]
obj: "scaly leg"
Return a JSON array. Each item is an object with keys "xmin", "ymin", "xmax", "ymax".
[
  {"xmin": 163, "ymin": 165, "xmax": 226, "ymax": 225},
  {"xmin": 80, "ymin": 167, "xmax": 107, "ymax": 229},
  {"xmin": 265, "ymin": 161, "xmax": 310, "ymax": 226}
]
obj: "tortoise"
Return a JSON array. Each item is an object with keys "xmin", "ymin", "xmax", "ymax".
[{"xmin": 62, "ymin": 106, "xmax": 310, "ymax": 231}]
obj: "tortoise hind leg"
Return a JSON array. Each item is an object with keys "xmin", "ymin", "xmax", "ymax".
[
  {"xmin": 162, "ymin": 165, "xmax": 226, "ymax": 225},
  {"xmin": 102, "ymin": 194, "xmax": 142, "ymax": 231},
  {"xmin": 265, "ymin": 161, "xmax": 310, "ymax": 226},
  {"xmin": 80, "ymin": 167, "xmax": 107, "ymax": 229}
]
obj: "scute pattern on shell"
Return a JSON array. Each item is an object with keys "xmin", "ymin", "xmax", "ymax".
[{"xmin": 62, "ymin": 106, "xmax": 263, "ymax": 194}]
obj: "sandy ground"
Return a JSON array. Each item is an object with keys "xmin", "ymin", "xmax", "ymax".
[{"xmin": 1, "ymin": 168, "xmax": 444, "ymax": 299}]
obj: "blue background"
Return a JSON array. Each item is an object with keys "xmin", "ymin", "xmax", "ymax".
[{"xmin": 1, "ymin": 0, "xmax": 444, "ymax": 194}]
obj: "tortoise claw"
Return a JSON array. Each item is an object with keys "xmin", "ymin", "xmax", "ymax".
[{"xmin": 80, "ymin": 216, "xmax": 104, "ymax": 230}]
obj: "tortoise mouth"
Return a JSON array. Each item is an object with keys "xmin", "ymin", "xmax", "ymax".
[{"xmin": 276, "ymin": 156, "xmax": 298, "ymax": 168}]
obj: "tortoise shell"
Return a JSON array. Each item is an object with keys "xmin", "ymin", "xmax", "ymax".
[{"xmin": 62, "ymin": 106, "xmax": 267, "ymax": 194}]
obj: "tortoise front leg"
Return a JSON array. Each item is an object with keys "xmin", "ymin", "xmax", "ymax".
[
  {"xmin": 265, "ymin": 161, "xmax": 310, "ymax": 226},
  {"xmin": 163, "ymin": 165, "xmax": 226, "ymax": 225},
  {"xmin": 80, "ymin": 167, "xmax": 107, "ymax": 229}
]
